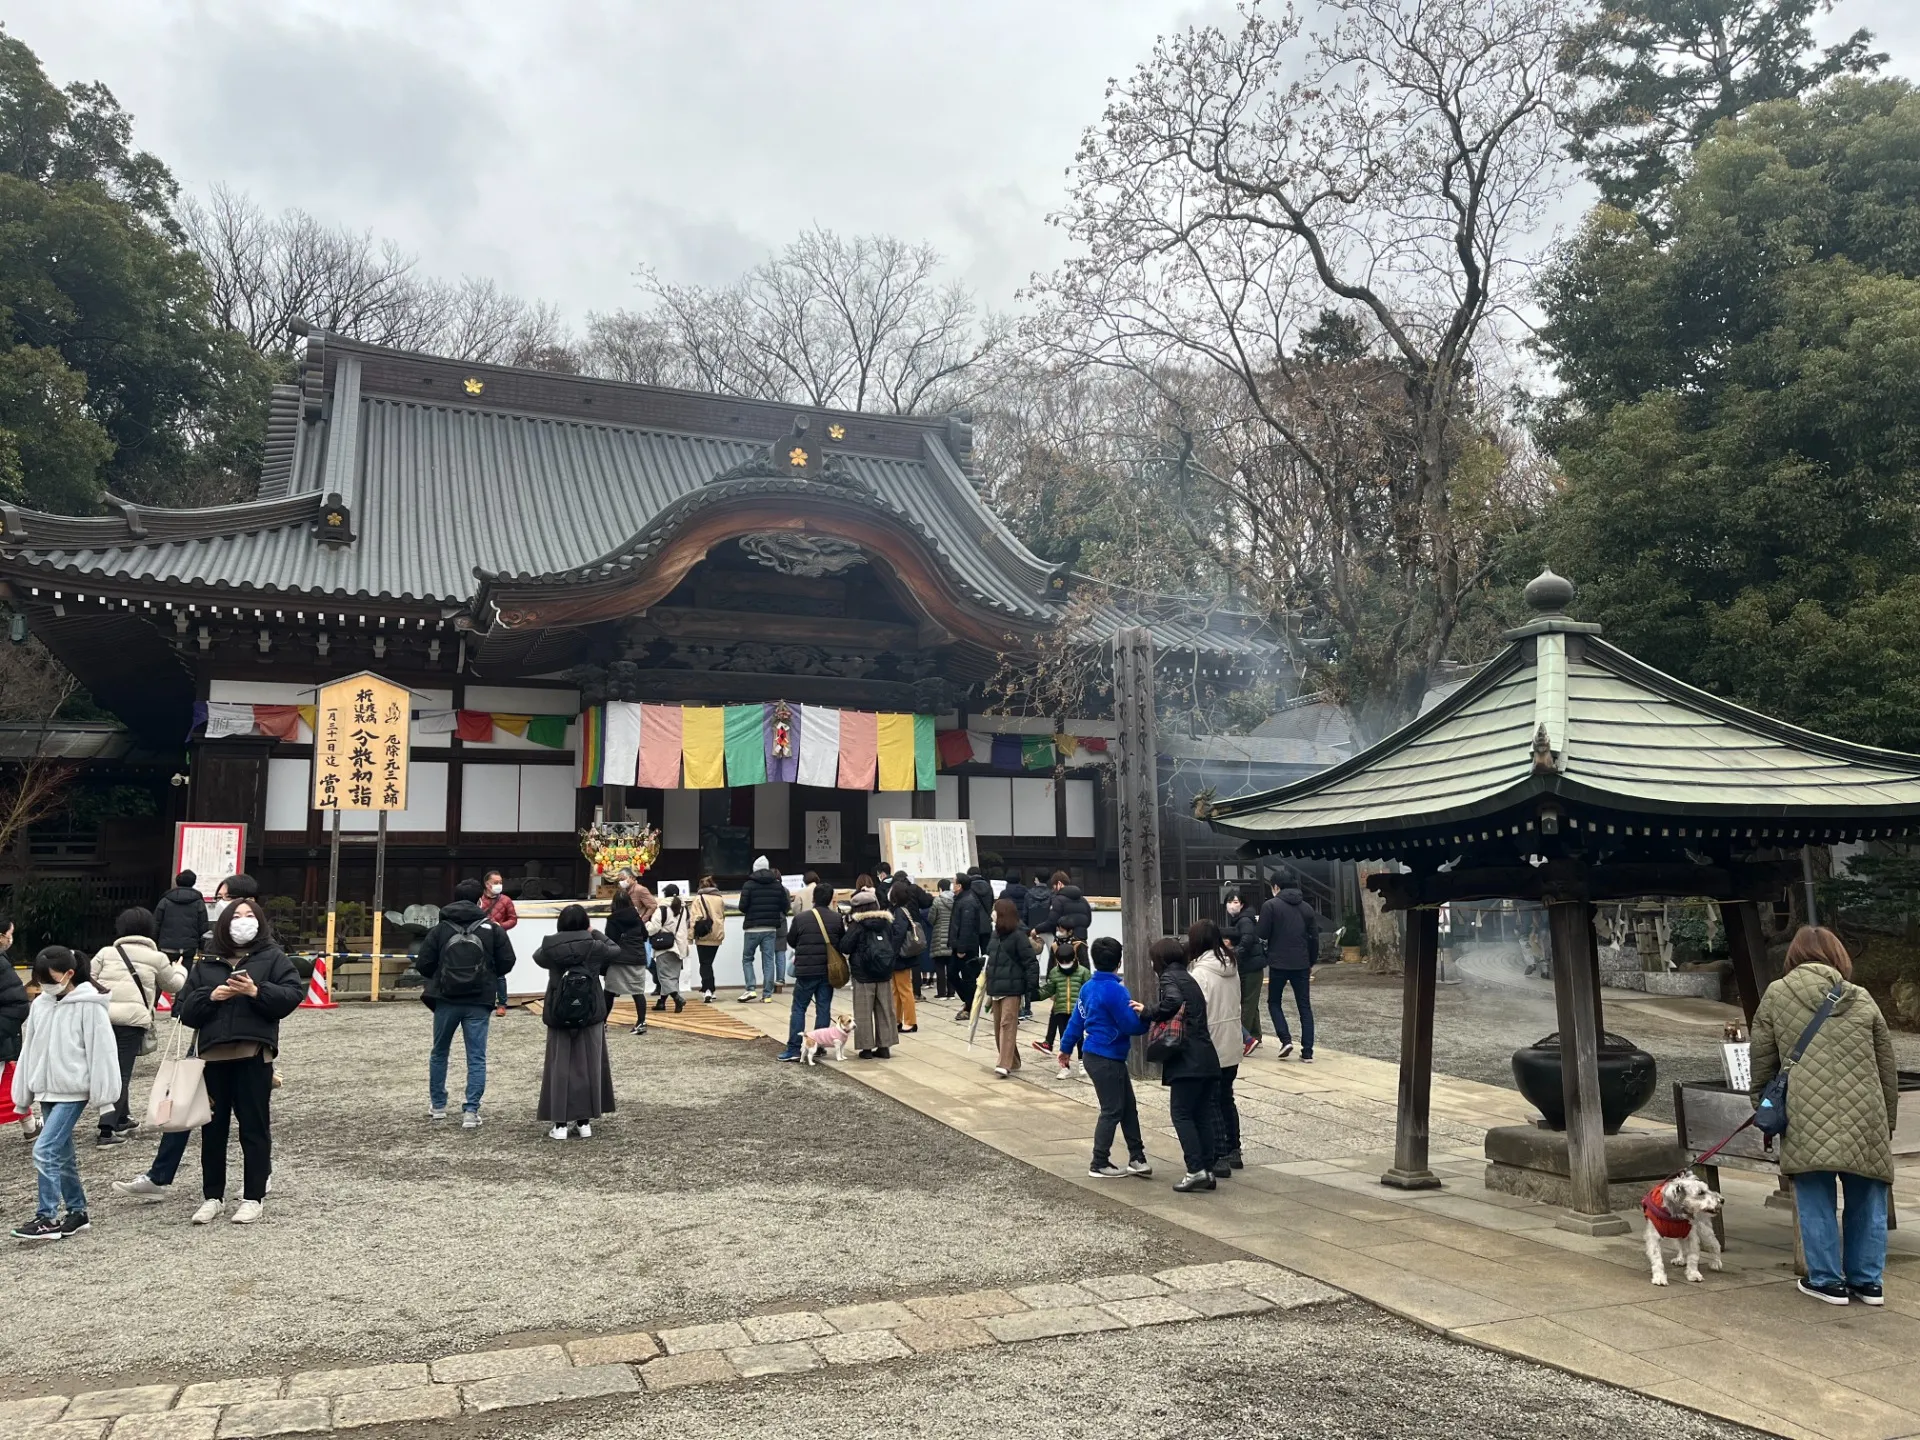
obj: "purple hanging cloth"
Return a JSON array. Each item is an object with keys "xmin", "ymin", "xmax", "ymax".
[{"xmin": 766, "ymin": 702, "xmax": 801, "ymax": 783}]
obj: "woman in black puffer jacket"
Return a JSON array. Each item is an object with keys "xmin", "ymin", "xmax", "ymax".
[
  {"xmin": 0, "ymin": 919, "xmax": 29, "ymax": 1128},
  {"xmin": 1147, "ymin": 936, "xmax": 1223, "ymax": 1194},
  {"xmin": 534, "ymin": 906, "xmax": 620, "ymax": 1140},
  {"xmin": 175, "ymin": 898, "xmax": 304, "ymax": 1225}
]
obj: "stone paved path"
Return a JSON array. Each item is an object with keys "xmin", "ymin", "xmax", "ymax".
[
  {"xmin": 1, "ymin": 1262, "xmax": 1334, "ymax": 1438},
  {"xmin": 733, "ymin": 993, "xmax": 1920, "ymax": 1440}
]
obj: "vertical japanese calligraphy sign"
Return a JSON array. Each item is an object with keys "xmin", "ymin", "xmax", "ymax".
[{"xmin": 312, "ymin": 671, "xmax": 411, "ymax": 812}]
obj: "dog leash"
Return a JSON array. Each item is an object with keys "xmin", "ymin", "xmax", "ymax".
[{"xmin": 1658, "ymin": 1111, "xmax": 1759, "ymax": 1189}]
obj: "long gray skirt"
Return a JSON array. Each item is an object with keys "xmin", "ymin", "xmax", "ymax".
[
  {"xmin": 605, "ymin": 962, "xmax": 650, "ymax": 996},
  {"xmin": 537, "ymin": 1024, "xmax": 616, "ymax": 1124}
]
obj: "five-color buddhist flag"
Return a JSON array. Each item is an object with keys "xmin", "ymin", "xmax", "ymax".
[
  {"xmin": 723, "ymin": 704, "xmax": 768, "ymax": 787},
  {"xmin": 603, "ymin": 701, "xmax": 641, "ymax": 785},
  {"xmin": 838, "ymin": 710, "xmax": 878, "ymax": 790},
  {"xmin": 637, "ymin": 705, "xmax": 683, "ymax": 789},
  {"xmin": 577, "ymin": 704, "xmax": 606, "ymax": 785},
  {"xmin": 796, "ymin": 704, "xmax": 840, "ymax": 788},
  {"xmin": 914, "ymin": 715, "xmax": 936, "ymax": 790},
  {"xmin": 876, "ymin": 712, "xmax": 916, "ymax": 791},
  {"xmin": 681, "ymin": 707, "xmax": 726, "ymax": 788}
]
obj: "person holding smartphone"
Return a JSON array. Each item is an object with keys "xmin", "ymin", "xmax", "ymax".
[{"xmin": 174, "ymin": 898, "xmax": 302, "ymax": 1225}]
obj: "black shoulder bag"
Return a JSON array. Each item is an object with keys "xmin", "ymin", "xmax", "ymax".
[{"xmin": 1754, "ymin": 981, "xmax": 1847, "ymax": 1138}]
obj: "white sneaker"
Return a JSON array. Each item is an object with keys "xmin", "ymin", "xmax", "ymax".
[
  {"xmin": 230, "ymin": 1200, "xmax": 263, "ymax": 1225},
  {"xmin": 548, "ymin": 1125, "xmax": 568, "ymax": 1141},
  {"xmin": 113, "ymin": 1176, "xmax": 169, "ymax": 1203},
  {"xmin": 577, "ymin": 1123, "xmax": 592, "ymax": 1139},
  {"xmin": 191, "ymin": 1199, "xmax": 224, "ymax": 1225},
  {"xmin": 427, "ymin": 1107, "xmax": 446, "ymax": 1120},
  {"xmin": 462, "ymin": 1112, "xmax": 482, "ymax": 1130},
  {"xmin": 1053, "ymin": 1066, "xmax": 1070, "ymax": 1081}
]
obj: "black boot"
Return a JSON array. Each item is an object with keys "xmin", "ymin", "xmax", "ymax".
[
  {"xmin": 653, "ymin": 996, "xmax": 667, "ymax": 1011},
  {"xmin": 673, "ymin": 995, "xmax": 685, "ymax": 1012}
]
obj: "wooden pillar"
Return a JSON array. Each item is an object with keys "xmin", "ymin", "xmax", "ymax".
[
  {"xmin": 1113, "ymin": 627, "xmax": 1161, "ymax": 1080},
  {"xmin": 1548, "ymin": 899, "xmax": 1629, "ymax": 1234},
  {"xmin": 1724, "ymin": 899, "xmax": 1769, "ymax": 1023},
  {"xmin": 1382, "ymin": 904, "xmax": 1441, "ymax": 1190}
]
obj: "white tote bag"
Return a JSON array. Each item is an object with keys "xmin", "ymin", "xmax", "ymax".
[{"xmin": 144, "ymin": 1017, "xmax": 212, "ymax": 1133}]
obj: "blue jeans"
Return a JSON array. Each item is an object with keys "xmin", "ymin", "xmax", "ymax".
[
  {"xmin": 1794, "ymin": 1171, "xmax": 1889, "ymax": 1290},
  {"xmin": 33, "ymin": 1100, "xmax": 86, "ymax": 1218},
  {"xmin": 782, "ymin": 976, "xmax": 835, "ymax": 1055},
  {"xmin": 430, "ymin": 1003, "xmax": 492, "ymax": 1112},
  {"xmin": 1268, "ymin": 968, "xmax": 1314, "ymax": 1056},
  {"xmin": 495, "ymin": 971, "xmax": 510, "ymax": 1008},
  {"xmin": 741, "ymin": 931, "xmax": 777, "ymax": 996},
  {"xmin": 774, "ymin": 943, "xmax": 790, "ymax": 986}
]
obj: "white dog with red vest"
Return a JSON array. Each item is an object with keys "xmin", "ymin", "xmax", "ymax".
[{"xmin": 1642, "ymin": 1173, "xmax": 1724, "ymax": 1285}]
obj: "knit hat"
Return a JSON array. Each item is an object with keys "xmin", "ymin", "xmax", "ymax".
[
  {"xmin": 850, "ymin": 888, "xmax": 877, "ymax": 907},
  {"xmin": 753, "ymin": 856, "xmax": 770, "ymax": 871}
]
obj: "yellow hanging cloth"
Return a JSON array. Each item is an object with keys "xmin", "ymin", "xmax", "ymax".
[
  {"xmin": 876, "ymin": 713, "xmax": 917, "ymax": 791},
  {"xmin": 681, "ymin": 707, "xmax": 726, "ymax": 789}
]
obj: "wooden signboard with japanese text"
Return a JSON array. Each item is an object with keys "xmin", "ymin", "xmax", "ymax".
[{"xmin": 312, "ymin": 672, "xmax": 410, "ymax": 812}]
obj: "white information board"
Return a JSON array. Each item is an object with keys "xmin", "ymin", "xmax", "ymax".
[
  {"xmin": 173, "ymin": 823, "xmax": 245, "ymax": 899},
  {"xmin": 879, "ymin": 818, "xmax": 978, "ymax": 881}
]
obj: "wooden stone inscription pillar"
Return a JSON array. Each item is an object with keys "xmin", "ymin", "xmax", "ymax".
[
  {"xmin": 1548, "ymin": 899, "xmax": 1629, "ymax": 1234},
  {"xmin": 1113, "ymin": 626, "xmax": 1161, "ymax": 1080},
  {"xmin": 1382, "ymin": 904, "xmax": 1441, "ymax": 1190}
]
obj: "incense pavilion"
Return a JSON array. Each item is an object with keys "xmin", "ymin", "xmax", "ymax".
[{"xmin": 1204, "ymin": 571, "xmax": 1920, "ymax": 1231}]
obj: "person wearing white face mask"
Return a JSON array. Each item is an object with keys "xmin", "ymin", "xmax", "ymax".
[
  {"xmin": 479, "ymin": 870, "xmax": 519, "ymax": 1017},
  {"xmin": 174, "ymin": 898, "xmax": 303, "ymax": 1225}
]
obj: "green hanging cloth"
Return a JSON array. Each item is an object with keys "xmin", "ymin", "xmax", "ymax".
[
  {"xmin": 724, "ymin": 704, "xmax": 768, "ymax": 787},
  {"xmin": 526, "ymin": 714, "xmax": 570, "ymax": 749},
  {"xmin": 913, "ymin": 714, "xmax": 936, "ymax": 790},
  {"xmin": 1021, "ymin": 735, "xmax": 1054, "ymax": 770}
]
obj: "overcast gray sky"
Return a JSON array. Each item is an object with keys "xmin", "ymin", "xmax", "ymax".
[{"xmin": 13, "ymin": 0, "xmax": 1918, "ymax": 326}]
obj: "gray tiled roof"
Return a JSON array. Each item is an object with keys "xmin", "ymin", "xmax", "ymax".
[{"xmin": 0, "ymin": 337, "xmax": 1286, "ymax": 663}]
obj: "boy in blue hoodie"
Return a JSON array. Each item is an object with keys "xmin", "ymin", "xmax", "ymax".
[{"xmin": 1062, "ymin": 936, "xmax": 1152, "ymax": 1179}]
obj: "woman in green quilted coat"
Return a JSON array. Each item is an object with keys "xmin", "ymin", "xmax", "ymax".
[{"xmin": 1750, "ymin": 927, "xmax": 1898, "ymax": 1307}]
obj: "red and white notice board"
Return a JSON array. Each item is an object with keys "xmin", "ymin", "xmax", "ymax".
[{"xmin": 173, "ymin": 823, "xmax": 247, "ymax": 900}]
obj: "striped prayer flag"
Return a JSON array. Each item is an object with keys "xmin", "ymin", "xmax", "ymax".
[{"xmin": 577, "ymin": 704, "xmax": 606, "ymax": 786}]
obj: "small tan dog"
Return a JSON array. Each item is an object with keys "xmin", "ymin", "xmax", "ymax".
[
  {"xmin": 800, "ymin": 1013, "xmax": 857, "ymax": 1065},
  {"xmin": 1642, "ymin": 1174, "xmax": 1724, "ymax": 1285}
]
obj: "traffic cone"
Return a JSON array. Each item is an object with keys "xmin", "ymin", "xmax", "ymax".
[{"xmin": 301, "ymin": 954, "xmax": 337, "ymax": 1009}]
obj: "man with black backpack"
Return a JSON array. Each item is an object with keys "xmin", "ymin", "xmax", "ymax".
[{"xmin": 416, "ymin": 879, "xmax": 516, "ymax": 1128}]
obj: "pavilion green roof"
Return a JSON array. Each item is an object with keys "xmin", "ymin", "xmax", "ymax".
[{"xmin": 1205, "ymin": 578, "xmax": 1920, "ymax": 861}]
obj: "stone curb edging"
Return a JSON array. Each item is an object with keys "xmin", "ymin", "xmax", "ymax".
[{"xmin": 6, "ymin": 1262, "xmax": 1338, "ymax": 1437}]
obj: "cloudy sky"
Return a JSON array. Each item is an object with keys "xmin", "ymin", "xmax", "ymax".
[{"xmin": 14, "ymin": 0, "xmax": 1918, "ymax": 326}]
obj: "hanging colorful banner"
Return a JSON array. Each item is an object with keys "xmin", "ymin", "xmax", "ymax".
[
  {"xmin": 723, "ymin": 704, "xmax": 768, "ymax": 788},
  {"xmin": 876, "ymin": 712, "xmax": 917, "ymax": 792},
  {"xmin": 838, "ymin": 710, "xmax": 878, "ymax": 790},
  {"xmin": 797, "ymin": 704, "xmax": 840, "ymax": 788},
  {"xmin": 681, "ymin": 707, "xmax": 726, "ymax": 789},
  {"xmin": 637, "ymin": 705, "xmax": 683, "ymax": 788}
]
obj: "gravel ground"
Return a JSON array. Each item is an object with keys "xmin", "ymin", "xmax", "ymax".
[
  {"xmin": 439, "ymin": 1308, "xmax": 1765, "ymax": 1440},
  {"xmin": 1306, "ymin": 949, "xmax": 1920, "ymax": 1123},
  {"xmin": 1, "ymin": 1004, "xmax": 1231, "ymax": 1397}
]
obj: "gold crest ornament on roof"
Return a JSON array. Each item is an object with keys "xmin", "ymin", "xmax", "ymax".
[
  {"xmin": 788, "ymin": 446, "xmax": 809, "ymax": 468},
  {"xmin": 463, "ymin": 377, "xmax": 484, "ymax": 395},
  {"xmin": 827, "ymin": 423, "xmax": 845, "ymax": 441}
]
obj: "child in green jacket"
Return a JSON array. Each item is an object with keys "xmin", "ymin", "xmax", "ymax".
[{"xmin": 1032, "ymin": 933, "xmax": 1091, "ymax": 1070}]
